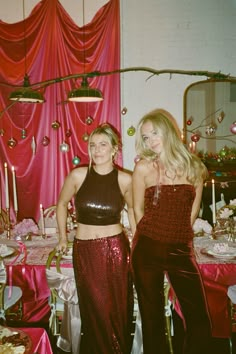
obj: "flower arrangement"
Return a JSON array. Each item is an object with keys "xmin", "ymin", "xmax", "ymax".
[
  {"xmin": 218, "ymin": 199, "xmax": 236, "ymax": 220},
  {"xmin": 193, "ymin": 218, "xmax": 213, "ymax": 235},
  {"xmin": 12, "ymin": 218, "xmax": 39, "ymax": 237}
]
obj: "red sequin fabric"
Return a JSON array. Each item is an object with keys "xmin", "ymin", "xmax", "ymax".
[
  {"xmin": 73, "ymin": 233, "xmax": 134, "ymax": 354},
  {"xmin": 137, "ymin": 184, "xmax": 196, "ymax": 243}
]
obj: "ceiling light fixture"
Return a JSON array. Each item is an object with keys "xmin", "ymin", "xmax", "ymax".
[
  {"xmin": 67, "ymin": 0, "xmax": 103, "ymax": 103},
  {"xmin": 9, "ymin": 0, "xmax": 45, "ymax": 104},
  {"xmin": 68, "ymin": 76, "xmax": 103, "ymax": 102},
  {"xmin": 9, "ymin": 74, "xmax": 45, "ymax": 103}
]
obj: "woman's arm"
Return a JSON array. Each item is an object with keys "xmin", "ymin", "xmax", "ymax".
[
  {"xmin": 119, "ymin": 171, "xmax": 136, "ymax": 237},
  {"xmin": 56, "ymin": 169, "xmax": 80, "ymax": 251},
  {"xmin": 132, "ymin": 160, "xmax": 146, "ymax": 224},
  {"xmin": 191, "ymin": 180, "xmax": 204, "ymax": 225}
]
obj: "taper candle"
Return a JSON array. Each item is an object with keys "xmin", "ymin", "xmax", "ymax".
[
  {"xmin": 40, "ymin": 204, "xmax": 45, "ymax": 235},
  {"xmin": 12, "ymin": 166, "xmax": 18, "ymax": 212},
  {"xmin": 212, "ymin": 179, "xmax": 216, "ymax": 224},
  {"xmin": 4, "ymin": 163, "xmax": 9, "ymax": 209}
]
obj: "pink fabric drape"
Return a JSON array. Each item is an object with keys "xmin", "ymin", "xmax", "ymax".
[{"xmin": 0, "ymin": 0, "xmax": 120, "ymax": 222}]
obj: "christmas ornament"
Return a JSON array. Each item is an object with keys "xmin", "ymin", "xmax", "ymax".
[
  {"xmin": 42, "ymin": 136, "xmax": 50, "ymax": 146},
  {"xmin": 60, "ymin": 141, "xmax": 70, "ymax": 152},
  {"xmin": 217, "ymin": 111, "xmax": 225, "ymax": 123},
  {"xmin": 186, "ymin": 116, "xmax": 193, "ymax": 125},
  {"xmin": 7, "ymin": 137, "xmax": 17, "ymax": 148},
  {"xmin": 65, "ymin": 129, "xmax": 72, "ymax": 137},
  {"xmin": 230, "ymin": 122, "xmax": 236, "ymax": 134},
  {"xmin": 51, "ymin": 121, "xmax": 61, "ymax": 130},
  {"xmin": 21, "ymin": 128, "xmax": 27, "ymax": 139},
  {"xmin": 82, "ymin": 133, "xmax": 89, "ymax": 142},
  {"xmin": 127, "ymin": 126, "xmax": 136, "ymax": 136},
  {"xmin": 0, "ymin": 129, "xmax": 5, "ymax": 136},
  {"xmin": 31, "ymin": 136, "xmax": 36, "ymax": 155},
  {"xmin": 134, "ymin": 155, "xmax": 141, "ymax": 163},
  {"xmin": 205, "ymin": 124, "xmax": 217, "ymax": 136},
  {"xmin": 191, "ymin": 133, "xmax": 200, "ymax": 142},
  {"xmin": 85, "ymin": 116, "xmax": 94, "ymax": 125},
  {"xmin": 72, "ymin": 156, "xmax": 81, "ymax": 165},
  {"xmin": 121, "ymin": 107, "xmax": 127, "ymax": 115}
]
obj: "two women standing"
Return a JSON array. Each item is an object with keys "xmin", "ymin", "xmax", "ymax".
[{"xmin": 57, "ymin": 110, "xmax": 212, "ymax": 354}]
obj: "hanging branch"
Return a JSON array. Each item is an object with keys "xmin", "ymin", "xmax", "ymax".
[{"xmin": 0, "ymin": 67, "xmax": 236, "ymax": 91}]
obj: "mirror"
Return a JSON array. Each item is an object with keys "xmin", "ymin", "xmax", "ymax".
[{"xmin": 183, "ymin": 79, "xmax": 236, "ymax": 166}]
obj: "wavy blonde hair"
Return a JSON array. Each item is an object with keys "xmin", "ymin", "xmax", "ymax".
[
  {"xmin": 135, "ymin": 109, "xmax": 208, "ymax": 186},
  {"xmin": 88, "ymin": 123, "xmax": 121, "ymax": 168}
]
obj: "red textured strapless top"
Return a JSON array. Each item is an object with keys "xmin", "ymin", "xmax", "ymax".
[{"xmin": 137, "ymin": 184, "xmax": 195, "ymax": 243}]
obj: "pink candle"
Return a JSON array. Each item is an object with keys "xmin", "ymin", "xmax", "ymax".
[
  {"xmin": 4, "ymin": 163, "xmax": 9, "ymax": 209},
  {"xmin": 12, "ymin": 166, "xmax": 18, "ymax": 212}
]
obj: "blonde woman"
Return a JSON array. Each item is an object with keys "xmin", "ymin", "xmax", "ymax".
[
  {"xmin": 131, "ymin": 109, "xmax": 212, "ymax": 354},
  {"xmin": 57, "ymin": 124, "xmax": 135, "ymax": 354}
]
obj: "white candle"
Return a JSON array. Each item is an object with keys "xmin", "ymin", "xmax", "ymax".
[
  {"xmin": 40, "ymin": 204, "xmax": 45, "ymax": 235},
  {"xmin": 4, "ymin": 163, "xmax": 9, "ymax": 209},
  {"xmin": 12, "ymin": 166, "xmax": 18, "ymax": 212},
  {"xmin": 212, "ymin": 179, "xmax": 216, "ymax": 224}
]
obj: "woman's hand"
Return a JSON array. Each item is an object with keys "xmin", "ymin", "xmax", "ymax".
[{"xmin": 56, "ymin": 237, "xmax": 68, "ymax": 253}]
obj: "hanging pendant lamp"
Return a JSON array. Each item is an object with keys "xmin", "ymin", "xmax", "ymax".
[
  {"xmin": 68, "ymin": 77, "xmax": 103, "ymax": 102},
  {"xmin": 67, "ymin": 0, "xmax": 103, "ymax": 103},
  {"xmin": 9, "ymin": 0, "xmax": 45, "ymax": 104},
  {"xmin": 9, "ymin": 74, "xmax": 45, "ymax": 103}
]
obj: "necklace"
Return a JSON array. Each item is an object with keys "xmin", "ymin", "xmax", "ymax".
[{"xmin": 165, "ymin": 170, "xmax": 177, "ymax": 192}]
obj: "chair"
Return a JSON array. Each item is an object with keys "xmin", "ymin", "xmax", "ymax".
[
  {"xmin": 0, "ymin": 258, "xmax": 23, "ymax": 323},
  {"xmin": 46, "ymin": 245, "xmax": 81, "ymax": 353},
  {"xmin": 227, "ymin": 285, "xmax": 236, "ymax": 353}
]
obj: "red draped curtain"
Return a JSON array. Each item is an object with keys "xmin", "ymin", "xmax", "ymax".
[{"xmin": 0, "ymin": 0, "xmax": 120, "ymax": 222}]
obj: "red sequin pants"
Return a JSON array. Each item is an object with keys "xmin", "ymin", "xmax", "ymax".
[
  {"xmin": 131, "ymin": 233, "xmax": 213, "ymax": 354},
  {"xmin": 73, "ymin": 232, "xmax": 134, "ymax": 354}
]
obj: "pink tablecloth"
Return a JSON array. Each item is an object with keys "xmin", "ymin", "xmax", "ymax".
[
  {"xmin": 171, "ymin": 236, "xmax": 236, "ymax": 338},
  {"xmin": 18, "ymin": 327, "xmax": 53, "ymax": 354}
]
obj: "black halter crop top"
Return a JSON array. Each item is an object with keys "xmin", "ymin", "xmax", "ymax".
[{"xmin": 75, "ymin": 166, "xmax": 125, "ymax": 225}]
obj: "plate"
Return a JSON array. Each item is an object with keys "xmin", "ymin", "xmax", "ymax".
[
  {"xmin": 202, "ymin": 246, "xmax": 236, "ymax": 259},
  {"xmin": 0, "ymin": 326, "xmax": 32, "ymax": 353},
  {"xmin": 0, "ymin": 246, "xmax": 15, "ymax": 258}
]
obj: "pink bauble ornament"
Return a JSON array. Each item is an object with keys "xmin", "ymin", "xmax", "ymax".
[
  {"xmin": 230, "ymin": 122, "xmax": 236, "ymax": 134},
  {"xmin": 0, "ymin": 129, "xmax": 5, "ymax": 136},
  {"xmin": 42, "ymin": 136, "xmax": 50, "ymax": 146},
  {"xmin": 134, "ymin": 155, "xmax": 141, "ymax": 163},
  {"xmin": 60, "ymin": 141, "xmax": 70, "ymax": 152}
]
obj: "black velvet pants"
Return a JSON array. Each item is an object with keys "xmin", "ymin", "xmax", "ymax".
[{"xmin": 131, "ymin": 233, "xmax": 213, "ymax": 354}]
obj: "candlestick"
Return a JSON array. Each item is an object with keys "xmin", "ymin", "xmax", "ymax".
[
  {"xmin": 12, "ymin": 166, "xmax": 18, "ymax": 214},
  {"xmin": 4, "ymin": 163, "xmax": 9, "ymax": 209},
  {"xmin": 212, "ymin": 179, "xmax": 216, "ymax": 225},
  {"xmin": 40, "ymin": 204, "xmax": 46, "ymax": 237}
]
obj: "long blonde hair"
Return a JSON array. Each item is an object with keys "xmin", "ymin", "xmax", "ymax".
[{"xmin": 135, "ymin": 109, "xmax": 208, "ymax": 186}]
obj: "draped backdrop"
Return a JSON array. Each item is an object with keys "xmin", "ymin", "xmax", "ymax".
[{"xmin": 0, "ymin": 0, "xmax": 121, "ymax": 222}]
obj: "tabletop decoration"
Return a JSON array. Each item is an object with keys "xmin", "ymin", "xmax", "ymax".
[
  {"xmin": 193, "ymin": 218, "xmax": 212, "ymax": 236},
  {"xmin": 215, "ymin": 199, "xmax": 236, "ymax": 242},
  {"xmin": 12, "ymin": 218, "xmax": 39, "ymax": 239}
]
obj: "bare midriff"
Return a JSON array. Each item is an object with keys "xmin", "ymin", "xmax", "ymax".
[{"xmin": 75, "ymin": 223, "xmax": 123, "ymax": 240}]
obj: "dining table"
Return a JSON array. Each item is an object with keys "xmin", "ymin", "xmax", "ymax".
[
  {"xmin": 0, "ymin": 326, "xmax": 53, "ymax": 353},
  {"xmin": 0, "ymin": 230, "xmax": 236, "ymax": 343}
]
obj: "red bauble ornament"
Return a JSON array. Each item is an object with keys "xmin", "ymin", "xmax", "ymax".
[{"xmin": 191, "ymin": 133, "xmax": 200, "ymax": 142}]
